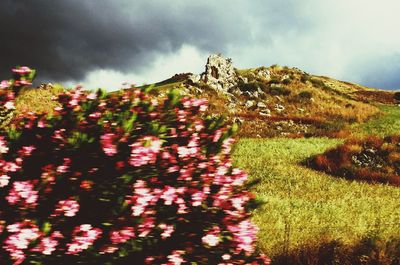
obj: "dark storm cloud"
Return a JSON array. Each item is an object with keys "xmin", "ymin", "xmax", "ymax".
[
  {"xmin": 0, "ymin": 0, "xmax": 258, "ymax": 82},
  {"xmin": 1, "ymin": 0, "xmax": 399, "ymax": 89}
]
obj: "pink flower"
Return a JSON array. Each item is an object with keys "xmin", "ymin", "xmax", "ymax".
[
  {"xmin": 159, "ymin": 223, "xmax": 174, "ymax": 239},
  {"xmin": 202, "ymin": 233, "xmax": 220, "ymax": 247},
  {"xmin": 0, "ymin": 80, "xmax": 11, "ymax": 89},
  {"xmin": 14, "ymin": 80, "xmax": 32, "ymax": 87},
  {"xmin": 20, "ymin": 146, "xmax": 36, "ymax": 156},
  {"xmin": 54, "ymin": 199, "xmax": 80, "ymax": 217},
  {"xmin": 138, "ymin": 217, "xmax": 155, "ymax": 238},
  {"xmin": 0, "ymin": 137, "xmax": 9, "ymax": 154},
  {"xmin": 66, "ymin": 224, "xmax": 102, "ymax": 255},
  {"xmin": 32, "ymin": 231, "xmax": 63, "ymax": 255},
  {"xmin": 6, "ymin": 181, "xmax": 39, "ymax": 207},
  {"xmin": 4, "ymin": 162, "xmax": 20, "ymax": 172},
  {"xmin": 129, "ymin": 136, "xmax": 162, "ymax": 167},
  {"xmin": 213, "ymin": 130, "xmax": 222, "ymax": 142},
  {"xmin": 110, "ymin": 227, "xmax": 135, "ymax": 244},
  {"xmin": 167, "ymin": 250, "xmax": 185, "ymax": 265},
  {"xmin": 12, "ymin": 66, "xmax": 32, "ymax": 75},
  {"xmin": 228, "ymin": 220, "xmax": 259, "ymax": 255},
  {"xmin": 100, "ymin": 133, "xmax": 117, "ymax": 156},
  {"xmin": 202, "ymin": 226, "xmax": 221, "ymax": 247},
  {"xmin": 86, "ymin": 92, "xmax": 97, "ymax": 100},
  {"xmin": 0, "ymin": 174, "xmax": 10, "ymax": 187},
  {"xmin": 4, "ymin": 221, "xmax": 40, "ymax": 264}
]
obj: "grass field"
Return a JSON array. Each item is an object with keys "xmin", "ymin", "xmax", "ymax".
[
  {"xmin": 232, "ymin": 106, "xmax": 400, "ymax": 263},
  {"xmin": 351, "ymin": 104, "xmax": 400, "ymax": 137}
]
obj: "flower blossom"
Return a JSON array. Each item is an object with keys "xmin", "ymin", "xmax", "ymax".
[
  {"xmin": 0, "ymin": 80, "xmax": 11, "ymax": 89},
  {"xmin": 129, "ymin": 136, "xmax": 162, "ymax": 167},
  {"xmin": 12, "ymin": 66, "xmax": 32, "ymax": 75},
  {"xmin": 66, "ymin": 224, "xmax": 102, "ymax": 255},
  {"xmin": 0, "ymin": 137, "xmax": 9, "ymax": 154},
  {"xmin": 167, "ymin": 250, "xmax": 186, "ymax": 265},
  {"xmin": 228, "ymin": 220, "xmax": 259, "ymax": 255},
  {"xmin": 202, "ymin": 226, "xmax": 221, "ymax": 247},
  {"xmin": 6, "ymin": 181, "xmax": 39, "ymax": 207},
  {"xmin": 110, "ymin": 226, "xmax": 135, "ymax": 244},
  {"xmin": 0, "ymin": 174, "xmax": 10, "ymax": 188},
  {"xmin": 159, "ymin": 223, "xmax": 174, "ymax": 239},
  {"xmin": 4, "ymin": 221, "xmax": 40, "ymax": 264},
  {"xmin": 54, "ymin": 199, "xmax": 80, "ymax": 217},
  {"xmin": 100, "ymin": 133, "xmax": 118, "ymax": 156},
  {"xmin": 33, "ymin": 231, "xmax": 63, "ymax": 255}
]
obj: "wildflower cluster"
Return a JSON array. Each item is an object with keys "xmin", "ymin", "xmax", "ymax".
[{"xmin": 0, "ymin": 69, "xmax": 269, "ymax": 264}]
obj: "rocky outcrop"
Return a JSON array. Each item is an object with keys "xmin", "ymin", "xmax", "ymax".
[{"xmin": 189, "ymin": 54, "xmax": 238, "ymax": 93}]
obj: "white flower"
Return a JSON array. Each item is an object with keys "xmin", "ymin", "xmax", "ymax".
[
  {"xmin": 4, "ymin": 101, "xmax": 15, "ymax": 110},
  {"xmin": 202, "ymin": 234, "xmax": 220, "ymax": 247},
  {"xmin": 0, "ymin": 175, "xmax": 10, "ymax": 187}
]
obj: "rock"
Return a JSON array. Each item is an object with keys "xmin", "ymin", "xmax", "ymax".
[
  {"xmin": 245, "ymin": 100, "xmax": 255, "ymax": 109},
  {"xmin": 257, "ymin": 102, "xmax": 267, "ymax": 108},
  {"xmin": 229, "ymin": 87, "xmax": 243, "ymax": 96},
  {"xmin": 256, "ymin": 67, "xmax": 271, "ymax": 80},
  {"xmin": 233, "ymin": 117, "xmax": 244, "ymax": 125},
  {"xmin": 239, "ymin": 76, "xmax": 248, "ymax": 84},
  {"xmin": 259, "ymin": 108, "xmax": 271, "ymax": 117},
  {"xmin": 188, "ymin": 74, "xmax": 201, "ymax": 84},
  {"xmin": 270, "ymin": 83, "xmax": 283, "ymax": 89},
  {"xmin": 200, "ymin": 54, "xmax": 238, "ymax": 93},
  {"xmin": 275, "ymin": 104, "xmax": 285, "ymax": 112},
  {"xmin": 275, "ymin": 95, "xmax": 284, "ymax": 102},
  {"xmin": 244, "ymin": 91, "xmax": 258, "ymax": 99}
]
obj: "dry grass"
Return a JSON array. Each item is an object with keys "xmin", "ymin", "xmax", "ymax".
[{"xmin": 15, "ymin": 85, "xmax": 64, "ymax": 114}]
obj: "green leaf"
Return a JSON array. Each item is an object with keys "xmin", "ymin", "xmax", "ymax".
[
  {"xmin": 122, "ymin": 113, "xmax": 137, "ymax": 132},
  {"xmin": 42, "ymin": 222, "xmax": 52, "ymax": 235},
  {"xmin": 143, "ymin": 83, "xmax": 155, "ymax": 94}
]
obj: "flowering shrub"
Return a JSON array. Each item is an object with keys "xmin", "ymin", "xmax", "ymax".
[{"xmin": 0, "ymin": 69, "xmax": 269, "ymax": 264}]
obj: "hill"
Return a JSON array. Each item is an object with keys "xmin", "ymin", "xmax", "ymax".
[
  {"xmin": 11, "ymin": 54, "xmax": 397, "ymax": 138},
  {"xmin": 135, "ymin": 54, "xmax": 395, "ymax": 138}
]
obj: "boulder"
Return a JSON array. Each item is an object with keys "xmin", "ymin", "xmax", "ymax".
[
  {"xmin": 188, "ymin": 74, "xmax": 201, "ymax": 84},
  {"xmin": 256, "ymin": 67, "xmax": 271, "ymax": 80},
  {"xmin": 275, "ymin": 104, "xmax": 285, "ymax": 112},
  {"xmin": 257, "ymin": 102, "xmax": 267, "ymax": 108},
  {"xmin": 245, "ymin": 100, "xmax": 255, "ymax": 109},
  {"xmin": 200, "ymin": 54, "xmax": 238, "ymax": 93}
]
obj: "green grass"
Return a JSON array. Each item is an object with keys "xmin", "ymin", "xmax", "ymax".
[
  {"xmin": 232, "ymin": 137, "xmax": 400, "ymax": 258},
  {"xmin": 352, "ymin": 105, "xmax": 400, "ymax": 137}
]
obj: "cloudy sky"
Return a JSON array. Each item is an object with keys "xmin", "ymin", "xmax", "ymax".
[{"xmin": 1, "ymin": 0, "xmax": 400, "ymax": 90}]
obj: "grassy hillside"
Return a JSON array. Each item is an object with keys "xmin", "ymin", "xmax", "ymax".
[
  {"xmin": 232, "ymin": 106, "xmax": 400, "ymax": 263},
  {"xmin": 139, "ymin": 65, "xmax": 394, "ymax": 137}
]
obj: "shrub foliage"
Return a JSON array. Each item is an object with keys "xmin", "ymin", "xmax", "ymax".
[{"xmin": 0, "ymin": 68, "xmax": 269, "ymax": 264}]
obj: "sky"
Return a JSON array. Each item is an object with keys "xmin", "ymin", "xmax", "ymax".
[{"xmin": 1, "ymin": 0, "xmax": 400, "ymax": 90}]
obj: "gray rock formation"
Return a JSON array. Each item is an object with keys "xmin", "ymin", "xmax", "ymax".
[{"xmin": 199, "ymin": 54, "xmax": 238, "ymax": 93}]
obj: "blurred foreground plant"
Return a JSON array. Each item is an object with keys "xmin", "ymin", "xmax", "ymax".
[{"xmin": 0, "ymin": 68, "xmax": 269, "ymax": 264}]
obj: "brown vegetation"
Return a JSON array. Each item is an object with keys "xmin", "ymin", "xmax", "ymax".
[{"xmin": 308, "ymin": 135, "xmax": 400, "ymax": 186}]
